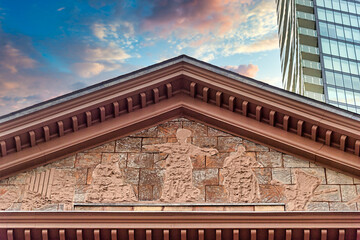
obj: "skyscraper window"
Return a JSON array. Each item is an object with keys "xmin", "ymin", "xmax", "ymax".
[{"xmin": 276, "ymin": 0, "xmax": 360, "ymax": 113}]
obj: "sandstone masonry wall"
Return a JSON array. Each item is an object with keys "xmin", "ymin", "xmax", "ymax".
[{"xmin": 0, "ymin": 118, "xmax": 359, "ymax": 211}]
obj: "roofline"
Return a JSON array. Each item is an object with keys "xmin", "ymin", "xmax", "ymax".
[
  {"xmin": 1, "ymin": 93, "xmax": 360, "ymax": 179},
  {"xmin": 1, "ymin": 54, "xmax": 359, "ymax": 124},
  {"xmin": 1, "ymin": 55, "xmax": 360, "ymax": 178}
]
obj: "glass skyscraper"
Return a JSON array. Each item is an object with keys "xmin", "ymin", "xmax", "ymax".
[{"xmin": 276, "ymin": 0, "xmax": 360, "ymax": 113}]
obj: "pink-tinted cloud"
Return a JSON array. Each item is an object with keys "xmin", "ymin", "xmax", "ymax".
[
  {"xmin": 2, "ymin": 81, "xmax": 20, "ymax": 90},
  {"xmin": 141, "ymin": 0, "xmax": 251, "ymax": 38},
  {"xmin": 224, "ymin": 64, "xmax": 259, "ymax": 78},
  {"xmin": 73, "ymin": 62, "xmax": 105, "ymax": 78},
  {"xmin": 0, "ymin": 44, "xmax": 36, "ymax": 73}
]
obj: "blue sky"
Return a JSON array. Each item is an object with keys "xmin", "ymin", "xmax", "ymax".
[{"xmin": 0, "ymin": 0, "xmax": 282, "ymax": 116}]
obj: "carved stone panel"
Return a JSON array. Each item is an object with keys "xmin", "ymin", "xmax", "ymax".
[{"xmin": 0, "ymin": 118, "xmax": 358, "ymax": 211}]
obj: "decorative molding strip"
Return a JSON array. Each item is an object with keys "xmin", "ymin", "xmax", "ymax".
[
  {"xmin": 1, "ymin": 211, "xmax": 360, "ymax": 228},
  {"xmin": 0, "ymin": 62, "xmax": 360, "ymax": 179}
]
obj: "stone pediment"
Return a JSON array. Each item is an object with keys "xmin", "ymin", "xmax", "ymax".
[
  {"xmin": 1, "ymin": 117, "xmax": 360, "ymax": 212},
  {"xmin": 0, "ymin": 55, "xmax": 360, "ymax": 213},
  {"xmin": 1, "ymin": 55, "xmax": 360, "ymax": 181}
]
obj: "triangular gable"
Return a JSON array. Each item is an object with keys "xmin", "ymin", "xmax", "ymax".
[
  {"xmin": 1, "ymin": 118, "xmax": 359, "ymax": 212},
  {"xmin": 1, "ymin": 55, "xmax": 360, "ymax": 181}
]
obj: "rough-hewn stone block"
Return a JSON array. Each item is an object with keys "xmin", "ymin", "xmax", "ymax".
[
  {"xmin": 75, "ymin": 168, "xmax": 88, "ymax": 185},
  {"xmin": 190, "ymin": 155, "xmax": 206, "ymax": 169},
  {"xmin": 291, "ymin": 168, "xmax": 326, "ymax": 184},
  {"xmin": 283, "ymin": 155, "xmax": 309, "ymax": 167},
  {"xmin": 206, "ymin": 153, "xmax": 229, "ymax": 168},
  {"xmin": 153, "ymin": 153, "xmax": 168, "ymax": 168},
  {"xmin": 272, "ymin": 168, "xmax": 291, "ymax": 184},
  {"xmin": 101, "ymin": 153, "xmax": 127, "ymax": 167},
  {"xmin": 49, "ymin": 155, "xmax": 75, "ymax": 168},
  {"xmin": 340, "ymin": 185, "xmax": 357, "ymax": 202},
  {"xmin": 243, "ymin": 140, "xmax": 269, "ymax": 152},
  {"xmin": 193, "ymin": 169, "xmax": 219, "ymax": 187},
  {"xmin": 254, "ymin": 168, "xmax": 272, "ymax": 184},
  {"xmin": 153, "ymin": 184, "xmax": 162, "ymax": 200},
  {"xmin": 142, "ymin": 137, "xmax": 167, "ymax": 146},
  {"xmin": 75, "ymin": 153, "xmax": 101, "ymax": 168},
  {"xmin": 257, "ymin": 152, "xmax": 282, "ymax": 167},
  {"xmin": 139, "ymin": 185, "xmax": 153, "ymax": 201},
  {"xmin": 86, "ymin": 168, "xmax": 94, "ymax": 185},
  {"xmin": 140, "ymin": 169, "xmax": 165, "ymax": 185},
  {"xmin": 0, "ymin": 179, "xmax": 8, "ymax": 185},
  {"xmin": 73, "ymin": 193, "xmax": 85, "ymax": 202},
  {"xmin": 218, "ymin": 137, "xmax": 242, "ymax": 152},
  {"xmin": 183, "ymin": 121, "xmax": 207, "ymax": 137},
  {"xmin": 329, "ymin": 202, "xmax": 357, "ymax": 211},
  {"xmin": 157, "ymin": 122, "xmax": 182, "ymax": 137},
  {"xmin": 192, "ymin": 137, "xmax": 217, "ymax": 148},
  {"xmin": 171, "ymin": 117, "xmax": 190, "ymax": 122},
  {"xmin": 312, "ymin": 185, "xmax": 341, "ymax": 201},
  {"xmin": 130, "ymin": 126, "xmax": 158, "ymax": 137},
  {"xmin": 208, "ymin": 127, "xmax": 232, "ymax": 137},
  {"xmin": 205, "ymin": 186, "xmax": 228, "ymax": 202},
  {"xmin": 123, "ymin": 168, "xmax": 139, "ymax": 184},
  {"xmin": 115, "ymin": 137, "xmax": 142, "ymax": 152},
  {"xmin": 127, "ymin": 153, "xmax": 154, "ymax": 168},
  {"xmin": 6, "ymin": 173, "xmax": 28, "ymax": 185},
  {"xmin": 326, "ymin": 169, "xmax": 353, "ymax": 184},
  {"xmin": 307, "ymin": 202, "xmax": 329, "ymax": 211}
]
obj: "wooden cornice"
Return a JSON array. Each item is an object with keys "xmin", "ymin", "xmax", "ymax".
[{"xmin": 1, "ymin": 56, "xmax": 360, "ymax": 179}]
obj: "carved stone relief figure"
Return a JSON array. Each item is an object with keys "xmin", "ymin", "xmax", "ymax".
[
  {"xmin": 271, "ymin": 169, "xmax": 337, "ymax": 211},
  {"xmin": 282, "ymin": 169, "xmax": 321, "ymax": 211},
  {"xmin": 222, "ymin": 145, "xmax": 262, "ymax": 203},
  {"xmin": 21, "ymin": 168, "xmax": 76, "ymax": 210},
  {"xmin": 86, "ymin": 156, "xmax": 137, "ymax": 203},
  {"xmin": 0, "ymin": 186, "xmax": 20, "ymax": 210},
  {"xmin": 21, "ymin": 168, "xmax": 55, "ymax": 210},
  {"xmin": 144, "ymin": 128, "xmax": 218, "ymax": 202}
]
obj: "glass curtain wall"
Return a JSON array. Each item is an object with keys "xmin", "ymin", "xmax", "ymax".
[{"xmin": 316, "ymin": 0, "xmax": 360, "ymax": 113}]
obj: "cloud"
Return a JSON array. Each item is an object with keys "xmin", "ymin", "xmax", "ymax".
[
  {"xmin": 84, "ymin": 46, "xmax": 130, "ymax": 62},
  {"xmin": 0, "ymin": 72, "xmax": 73, "ymax": 116},
  {"xmin": 224, "ymin": 64, "xmax": 259, "ymax": 78},
  {"xmin": 139, "ymin": 0, "xmax": 252, "ymax": 38},
  {"xmin": 92, "ymin": 24, "xmax": 107, "ymax": 40},
  {"xmin": 70, "ymin": 45, "xmax": 131, "ymax": 78},
  {"xmin": 0, "ymin": 44, "xmax": 36, "ymax": 73},
  {"xmin": 72, "ymin": 62, "xmax": 105, "ymax": 78},
  {"xmin": 231, "ymin": 34, "xmax": 279, "ymax": 54},
  {"xmin": 2, "ymin": 81, "xmax": 20, "ymax": 89},
  {"xmin": 57, "ymin": 7, "xmax": 65, "ymax": 12},
  {"xmin": 92, "ymin": 22, "xmax": 135, "ymax": 41}
]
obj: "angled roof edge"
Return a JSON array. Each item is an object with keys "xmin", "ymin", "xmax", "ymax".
[
  {"xmin": 1, "ymin": 54, "xmax": 360, "ymax": 179},
  {"xmin": 0, "ymin": 54, "xmax": 359, "ymax": 124}
]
